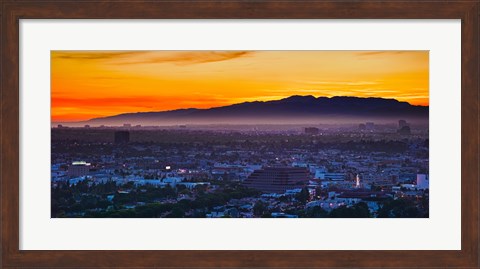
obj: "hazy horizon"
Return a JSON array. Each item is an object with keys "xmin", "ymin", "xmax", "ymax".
[
  {"xmin": 52, "ymin": 116, "xmax": 429, "ymax": 128},
  {"xmin": 56, "ymin": 95, "xmax": 428, "ymax": 122},
  {"xmin": 51, "ymin": 95, "xmax": 429, "ymax": 128}
]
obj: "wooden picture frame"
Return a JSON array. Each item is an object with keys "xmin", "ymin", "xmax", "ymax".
[{"xmin": 1, "ymin": 1, "xmax": 478, "ymax": 268}]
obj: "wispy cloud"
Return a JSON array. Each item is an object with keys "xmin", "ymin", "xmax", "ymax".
[
  {"xmin": 262, "ymin": 87, "xmax": 406, "ymax": 99},
  {"xmin": 52, "ymin": 51, "xmax": 254, "ymax": 66},
  {"xmin": 230, "ymin": 95, "xmax": 290, "ymax": 103},
  {"xmin": 118, "ymin": 51, "xmax": 254, "ymax": 65},
  {"xmin": 355, "ymin": 51, "xmax": 407, "ymax": 57},
  {"xmin": 52, "ymin": 95, "xmax": 233, "ymax": 111},
  {"xmin": 52, "ymin": 51, "xmax": 147, "ymax": 60},
  {"xmin": 52, "ymin": 96, "xmax": 160, "ymax": 108},
  {"xmin": 298, "ymin": 80, "xmax": 381, "ymax": 86},
  {"xmin": 263, "ymin": 88, "xmax": 322, "ymax": 94}
]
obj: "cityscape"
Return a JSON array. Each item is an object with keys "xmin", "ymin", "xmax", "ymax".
[{"xmin": 51, "ymin": 51, "xmax": 429, "ymax": 218}]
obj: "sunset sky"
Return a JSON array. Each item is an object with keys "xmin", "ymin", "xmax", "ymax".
[{"xmin": 51, "ymin": 51, "xmax": 429, "ymax": 122}]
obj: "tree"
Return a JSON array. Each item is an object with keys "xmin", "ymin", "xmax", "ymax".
[
  {"xmin": 176, "ymin": 184, "xmax": 187, "ymax": 192},
  {"xmin": 194, "ymin": 184, "xmax": 208, "ymax": 193},
  {"xmin": 371, "ymin": 183, "xmax": 382, "ymax": 192},
  {"xmin": 314, "ymin": 186, "xmax": 323, "ymax": 198},
  {"xmin": 304, "ymin": 206, "xmax": 328, "ymax": 218},
  {"xmin": 296, "ymin": 187, "xmax": 310, "ymax": 204},
  {"xmin": 329, "ymin": 202, "xmax": 371, "ymax": 218},
  {"xmin": 165, "ymin": 206, "xmax": 185, "ymax": 218},
  {"xmin": 378, "ymin": 198, "xmax": 421, "ymax": 218},
  {"xmin": 253, "ymin": 201, "xmax": 267, "ymax": 217},
  {"xmin": 179, "ymin": 189, "xmax": 191, "ymax": 195}
]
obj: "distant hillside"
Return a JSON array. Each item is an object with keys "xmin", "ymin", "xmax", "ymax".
[{"xmin": 64, "ymin": 95, "xmax": 429, "ymax": 126}]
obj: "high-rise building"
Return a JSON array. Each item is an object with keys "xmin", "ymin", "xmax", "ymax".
[
  {"xmin": 365, "ymin": 122, "xmax": 375, "ymax": 130},
  {"xmin": 398, "ymin": 126, "xmax": 411, "ymax": 135},
  {"xmin": 68, "ymin": 161, "xmax": 91, "ymax": 177},
  {"xmin": 305, "ymin": 127, "xmax": 319, "ymax": 135},
  {"xmin": 398, "ymin": 119, "xmax": 408, "ymax": 128},
  {"xmin": 114, "ymin": 131, "xmax": 130, "ymax": 144},
  {"xmin": 416, "ymin": 174, "xmax": 429, "ymax": 190},
  {"xmin": 243, "ymin": 167, "xmax": 310, "ymax": 193}
]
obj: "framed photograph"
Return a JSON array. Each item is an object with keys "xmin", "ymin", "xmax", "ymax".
[{"xmin": 1, "ymin": 1, "xmax": 478, "ymax": 268}]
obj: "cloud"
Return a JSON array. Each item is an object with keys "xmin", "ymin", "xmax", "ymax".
[
  {"xmin": 294, "ymin": 80, "xmax": 381, "ymax": 87},
  {"xmin": 52, "ymin": 96, "xmax": 158, "ymax": 108},
  {"xmin": 51, "ymin": 95, "xmax": 232, "ymax": 110},
  {"xmin": 52, "ymin": 51, "xmax": 254, "ymax": 66},
  {"xmin": 355, "ymin": 51, "xmax": 407, "ymax": 57},
  {"xmin": 263, "ymin": 88, "xmax": 322, "ymax": 94},
  {"xmin": 52, "ymin": 51, "xmax": 147, "ymax": 60},
  {"xmin": 118, "ymin": 51, "xmax": 254, "ymax": 65},
  {"xmin": 230, "ymin": 95, "xmax": 291, "ymax": 103},
  {"xmin": 262, "ymin": 87, "xmax": 409, "ymax": 99},
  {"xmin": 306, "ymin": 81, "xmax": 380, "ymax": 86}
]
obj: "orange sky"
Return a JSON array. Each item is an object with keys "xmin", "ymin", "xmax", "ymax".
[{"xmin": 51, "ymin": 51, "xmax": 429, "ymax": 122}]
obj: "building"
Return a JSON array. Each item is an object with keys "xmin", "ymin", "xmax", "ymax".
[
  {"xmin": 162, "ymin": 176, "xmax": 184, "ymax": 187},
  {"xmin": 398, "ymin": 126, "xmax": 411, "ymax": 135},
  {"xmin": 123, "ymin": 123, "xmax": 131, "ymax": 128},
  {"xmin": 398, "ymin": 119, "xmax": 408, "ymax": 128},
  {"xmin": 68, "ymin": 161, "xmax": 91, "ymax": 177},
  {"xmin": 305, "ymin": 127, "xmax": 319, "ymax": 135},
  {"xmin": 323, "ymin": 172, "xmax": 346, "ymax": 181},
  {"xmin": 358, "ymin": 123, "xmax": 366, "ymax": 131},
  {"xmin": 114, "ymin": 131, "xmax": 130, "ymax": 144},
  {"xmin": 365, "ymin": 122, "xmax": 375, "ymax": 130},
  {"xmin": 243, "ymin": 167, "xmax": 310, "ymax": 193},
  {"xmin": 416, "ymin": 174, "xmax": 429, "ymax": 190},
  {"xmin": 314, "ymin": 168, "xmax": 326, "ymax": 179}
]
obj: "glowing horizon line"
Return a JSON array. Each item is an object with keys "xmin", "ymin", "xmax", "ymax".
[{"xmin": 52, "ymin": 94, "xmax": 429, "ymax": 123}]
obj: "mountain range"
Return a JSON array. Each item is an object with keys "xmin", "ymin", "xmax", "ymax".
[{"xmin": 66, "ymin": 95, "xmax": 428, "ymax": 126}]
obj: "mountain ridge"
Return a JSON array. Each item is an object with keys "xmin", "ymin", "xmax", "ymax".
[{"xmin": 59, "ymin": 95, "xmax": 429, "ymax": 126}]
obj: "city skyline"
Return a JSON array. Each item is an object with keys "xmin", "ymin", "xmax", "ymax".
[{"xmin": 51, "ymin": 50, "xmax": 429, "ymax": 122}]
